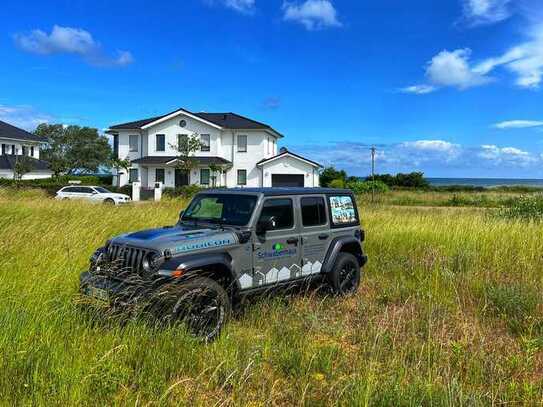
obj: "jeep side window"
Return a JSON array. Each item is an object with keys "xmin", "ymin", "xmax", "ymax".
[
  {"xmin": 301, "ymin": 196, "xmax": 327, "ymax": 226},
  {"xmin": 258, "ymin": 198, "xmax": 293, "ymax": 230},
  {"xmin": 328, "ymin": 195, "xmax": 358, "ymax": 226}
]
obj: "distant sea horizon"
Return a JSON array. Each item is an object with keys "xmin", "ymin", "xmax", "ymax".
[{"xmin": 427, "ymin": 178, "xmax": 543, "ymax": 188}]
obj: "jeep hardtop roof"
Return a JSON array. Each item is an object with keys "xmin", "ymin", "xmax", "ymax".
[{"xmin": 200, "ymin": 187, "xmax": 354, "ymax": 197}]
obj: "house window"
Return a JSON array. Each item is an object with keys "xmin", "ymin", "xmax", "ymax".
[
  {"xmin": 237, "ymin": 135, "xmax": 247, "ymax": 152},
  {"xmin": 1, "ymin": 144, "xmax": 5, "ymax": 155},
  {"xmin": 200, "ymin": 169, "xmax": 210, "ymax": 185},
  {"xmin": 301, "ymin": 197, "xmax": 327, "ymax": 226},
  {"xmin": 155, "ymin": 168, "xmax": 165, "ymax": 183},
  {"xmin": 113, "ymin": 134, "xmax": 119, "ymax": 157},
  {"xmin": 30, "ymin": 146, "xmax": 34, "ymax": 157},
  {"xmin": 12, "ymin": 145, "xmax": 16, "ymax": 155},
  {"xmin": 156, "ymin": 134, "xmax": 165, "ymax": 151},
  {"xmin": 129, "ymin": 135, "xmax": 139, "ymax": 152},
  {"xmin": 129, "ymin": 168, "xmax": 139, "ymax": 183},
  {"xmin": 22, "ymin": 146, "xmax": 27, "ymax": 156},
  {"xmin": 177, "ymin": 134, "xmax": 188, "ymax": 150},
  {"xmin": 200, "ymin": 134, "xmax": 210, "ymax": 152},
  {"xmin": 237, "ymin": 169, "xmax": 247, "ymax": 185}
]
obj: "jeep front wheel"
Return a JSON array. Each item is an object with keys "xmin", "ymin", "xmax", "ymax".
[
  {"xmin": 327, "ymin": 252, "xmax": 361, "ymax": 296},
  {"xmin": 151, "ymin": 277, "xmax": 231, "ymax": 342}
]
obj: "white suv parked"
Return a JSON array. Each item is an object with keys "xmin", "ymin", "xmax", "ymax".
[{"xmin": 56, "ymin": 186, "xmax": 131, "ymax": 205}]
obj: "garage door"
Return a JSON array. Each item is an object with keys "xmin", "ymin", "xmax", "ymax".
[{"xmin": 272, "ymin": 174, "xmax": 305, "ymax": 187}]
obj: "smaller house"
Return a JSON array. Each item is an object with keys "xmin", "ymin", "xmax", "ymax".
[{"xmin": 0, "ymin": 120, "xmax": 52, "ymax": 180}]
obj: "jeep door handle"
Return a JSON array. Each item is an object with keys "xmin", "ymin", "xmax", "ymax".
[
  {"xmin": 286, "ymin": 238, "xmax": 299, "ymax": 245},
  {"xmin": 318, "ymin": 234, "xmax": 329, "ymax": 240}
]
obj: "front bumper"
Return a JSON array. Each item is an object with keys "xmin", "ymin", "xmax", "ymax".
[{"xmin": 80, "ymin": 271, "xmax": 129, "ymax": 301}]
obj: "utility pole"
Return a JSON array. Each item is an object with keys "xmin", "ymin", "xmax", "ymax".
[{"xmin": 371, "ymin": 145, "xmax": 376, "ymax": 203}]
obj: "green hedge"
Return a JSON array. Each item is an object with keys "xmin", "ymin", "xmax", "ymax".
[{"xmin": 162, "ymin": 185, "xmax": 203, "ymax": 199}]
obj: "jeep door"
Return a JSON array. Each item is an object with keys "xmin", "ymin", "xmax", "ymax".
[
  {"xmin": 252, "ymin": 197, "xmax": 302, "ymax": 286},
  {"xmin": 299, "ymin": 195, "xmax": 330, "ymax": 276}
]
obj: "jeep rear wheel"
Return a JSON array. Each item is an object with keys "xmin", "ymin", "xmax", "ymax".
[
  {"xmin": 151, "ymin": 277, "xmax": 231, "ymax": 342},
  {"xmin": 327, "ymin": 252, "xmax": 361, "ymax": 296}
]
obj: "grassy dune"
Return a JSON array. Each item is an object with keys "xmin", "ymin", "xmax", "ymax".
[{"xmin": 1, "ymin": 189, "xmax": 543, "ymax": 405}]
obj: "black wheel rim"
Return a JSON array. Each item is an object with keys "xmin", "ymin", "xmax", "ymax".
[
  {"xmin": 171, "ymin": 288, "xmax": 224, "ymax": 339},
  {"xmin": 339, "ymin": 261, "xmax": 357, "ymax": 293}
]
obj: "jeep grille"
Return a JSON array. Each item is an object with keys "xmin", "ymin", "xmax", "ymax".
[{"xmin": 107, "ymin": 244, "xmax": 151, "ymax": 274}]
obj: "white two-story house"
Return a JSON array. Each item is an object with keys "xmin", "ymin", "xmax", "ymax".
[
  {"xmin": 0, "ymin": 120, "xmax": 52, "ymax": 179},
  {"xmin": 107, "ymin": 107, "xmax": 321, "ymax": 189}
]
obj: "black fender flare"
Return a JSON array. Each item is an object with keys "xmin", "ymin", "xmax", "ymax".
[
  {"xmin": 321, "ymin": 236, "xmax": 366, "ymax": 274},
  {"xmin": 157, "ymin": 252, "xmax": 239, "ymax": 289}
]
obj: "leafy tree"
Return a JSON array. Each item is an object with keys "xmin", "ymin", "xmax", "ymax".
[
  {"xmin": 367, "ymin": 172, "xmax": 429, "ymax": 188},
  {"xmin": 13, "ymin": 155, "xmax": 34, "ymax": 181},
  {"xmin": 110, "ymin": 156, "xmax": 131, "ymax": 187},
  {"xmin": 169, "ymin": 133, "xmax": 203, "ymax": 176},
  {"xmin": 329, "ymin": 178, "xmax": 346, "ymax": 188},
  {"xmin": 320, "ymin": 166, "xmax": 347, "ymax": 187},
  {"xmin": 35, "ymin": 124, "xmax": 112, "ymax": 176}
]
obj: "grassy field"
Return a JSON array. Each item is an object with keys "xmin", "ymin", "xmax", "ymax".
[{"xmin": 1, "ymin": 189, "xmax": 543, "ymax": 405}]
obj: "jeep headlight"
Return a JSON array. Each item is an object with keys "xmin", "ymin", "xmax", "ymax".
[
  {"xmin": 142, "ymin": 252, "xmax": 162, "ymax": 273},
  {"xmin": 90, "ymin": 247, "xmax": 107, "ymax": 268}
]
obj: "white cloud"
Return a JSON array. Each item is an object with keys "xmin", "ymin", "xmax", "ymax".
[
  {"xmin": 204, "ymin": 0, "xmax": 255, "ymax": 14},
  {"xmin": 478, "ymin": 144, "xmax": 536, "ymax": 166},
  {"xmin": 399, "ymin": 85, "xmax": 437, "ymax": 94},
  {"xmin": 282, "ymin": 0, "xmax": 342, "ymax": 30},
  {"xmin": 473, "ymin": 23, "xmax": 543, "ymax": 88},
  {"xmin": 0, "ymin": 105, "xmax": 53, "ymax": 131},
  {"xmin": 293, "ymin": 139, "xmax": 541, "ymax": 176},
  {"xmin": 493, "ymin": 120, "xmax": 543, "ymax": 129},
  {"xmin": 401, "ymin": 140, "xmax": 460, "ymax": 153},
  {"xmin": 462, "ymin": 0, "xmax": 513, "ymax": 26},
  {"xmin": 13, "ymin": 25, "xmax": 134, "ymax": 67},
  {"xmin": 426, "ymin": 49, "xmax": 492, "ymax": 89}
]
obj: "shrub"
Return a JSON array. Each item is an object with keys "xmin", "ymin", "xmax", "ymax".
[
  {"xmin": 498, "ymin": 195, "xmax": 543, "ymax": 221},
  {"xmin": 162, "ymin": 185, "xmax": 203, "ymax": 198},
  {"xmin": 347, "ymin": 180, "xmax": 389, "ymax": 194},
  {"xmin": 368, "ymin": 172, "xmax": 430, "ymax": 188},
  {"xmin": 329, "ymin": 179, "xmax": 346, "ymax": 189}
]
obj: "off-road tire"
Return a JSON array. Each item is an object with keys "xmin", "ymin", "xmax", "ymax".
[
  {"xmin": 150, "ymin": 277, "xmax": 231, "ymax": 342},
  {"xmin": 327, "ymin": 252, "xmax": 361, "ymax": 296}
]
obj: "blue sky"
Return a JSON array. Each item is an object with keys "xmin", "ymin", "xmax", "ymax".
[{"xmin": 1, "ymin": 0, "xmax": 542, "ymax": 178}]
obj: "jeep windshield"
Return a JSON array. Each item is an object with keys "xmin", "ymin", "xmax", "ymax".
[{"xmin": 181, "ymin": 194, "xmax": 257, "ymax": 226}]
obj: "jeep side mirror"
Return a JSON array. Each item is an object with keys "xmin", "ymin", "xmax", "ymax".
[
  {"xmin": 178, "ymin": 210, "xmax": 185, "ymax": 222},
  {"xmin": 256, "ymin": 216, "xmax": 277, "ymax": 235}
]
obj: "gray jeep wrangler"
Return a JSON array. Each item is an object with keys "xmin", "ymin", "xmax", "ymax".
[{"xmin": 81, "ymin": 188, "xmax": 367, "ymax": 341}]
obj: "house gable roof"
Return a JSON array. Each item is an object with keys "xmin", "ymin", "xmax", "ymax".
[
  {"xmin": 0, "ymin": 155, "xmax": 50, "ymax": 171},
  {"xmin": 0, "ymin": 121, "xmax": 45, "ymax": 143},
  {"xmin": 108, "ymin": 108, "xmax": 283, "ymax": 137},
  {"xmin": 257, "ymin": 149, "xmax": 322, "ymax": 168}
]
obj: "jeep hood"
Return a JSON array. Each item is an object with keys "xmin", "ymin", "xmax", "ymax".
[{"xmin": 110, "ymin": 224, "xmax": 238, "ymax": 254}]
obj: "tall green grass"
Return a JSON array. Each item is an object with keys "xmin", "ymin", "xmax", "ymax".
[{"xmin": 1, "ymin": 190, "xmax": 542, "ymax": 405}]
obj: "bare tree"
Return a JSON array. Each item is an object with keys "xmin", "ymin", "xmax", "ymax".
[{"xmin": 170, "ymin": 133, "xmax": 203, "ymax": 179}]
